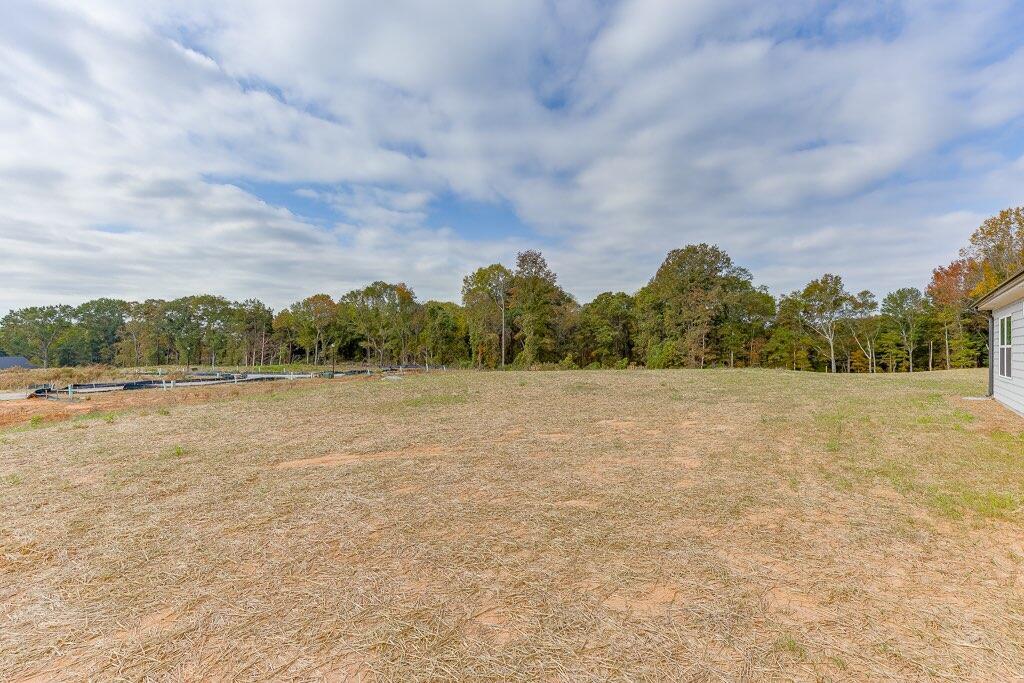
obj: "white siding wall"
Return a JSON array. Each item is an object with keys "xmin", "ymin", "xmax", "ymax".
[{"xmin": 993, "ymin": 299, "xmax": 1024, "ymax": 415}]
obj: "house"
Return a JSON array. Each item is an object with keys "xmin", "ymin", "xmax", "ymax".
[
  {"xmin": 977, "ymin": 268, "xmax": 1024, "ymax": 413},
  {"xmin": 0, "ymin": 356, "xmax": 37, "ymax": 370}
]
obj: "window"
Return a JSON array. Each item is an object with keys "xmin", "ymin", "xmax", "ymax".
[{"xmin": 999, "ymin": 314, "xmax": 1013, "ymax": 378}]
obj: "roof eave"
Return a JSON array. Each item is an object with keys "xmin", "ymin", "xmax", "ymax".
[{"xmin": 976, "ymin": 269, "xmax": 1024, "ymax": 310}]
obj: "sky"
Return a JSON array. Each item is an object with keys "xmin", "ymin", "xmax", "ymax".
[{"xmin": 1, "ymin": 0, "xmax": 1024, "ymax": 315}]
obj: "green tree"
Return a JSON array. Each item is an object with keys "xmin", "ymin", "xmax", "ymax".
[
  {"xmin": 720, "ymin": 287, "xmax": 775, "ymax": 367},
  {"xmin": 290, "ymin": 294, "xmax": 337, "ymax": 365},
  {"xmin": 392, "ymin": 284, "xmax": 420, "ymax": 365},
  {"xmin": 846, "ymin": 290, "xmax": 882, "ymax": 373},
  {"xmin": 343, "ymin": 282, "xmax": 419, "ymax": 366},
  {"xmin": 797, "ymin": 274, "xmax": 850, "ymax": 373},
  {"xmin": 634, "ymin": 244, "xmax": 758, "ymax": 368},
  {"xmin": 0, "ymin": 305, "xmax": 74, "ymax": 368},
  {"xmin": 510, "ymin": 250, "xmax": 565, "ymax": 366},
  {"xmin": 418, "ymin": 301, "xmax": 467, "ymax": 366},
  {"xmin": 272, "ymin": 309, "xmax": 298, "ymax": 364},
  {"xmin": 192, "ymin": 295, "xmax": 233, "ymax": 367},
  {"xmin": 876, "ymin": 328, "xmax": 908, "ymax": 372},
  {"xmin": 461, "ymin": 264, "xmax": 513, "ymax": 368},
  {"xmin": 233, "ymin": 299, "xmax": 274, "ymax": 367},
  {"xmin": 162, "ymin": 297, "xmax": 202, "ymax": 365},
  {"xmin": 576, "ymin": 292, "xmax": 634, "ymax": 367},
  {"xmin": 764, "ymin": 294, "xmax": 813, "ymax": 370},
  {"xmin": 74, "ymin": 298, "xmax": 129, "ymax": 364},
  {"xmin": 116, "ymin": 300, "xmax": 166, "ymax": 367},
  {"xmin": 882, "ymin": 288, "xmax": 927, "ymax": 372}
]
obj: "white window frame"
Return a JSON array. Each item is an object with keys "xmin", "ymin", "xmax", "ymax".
[{"xmin": 999, "ymin": 313, "xmax": 1013, "ymax": 379}]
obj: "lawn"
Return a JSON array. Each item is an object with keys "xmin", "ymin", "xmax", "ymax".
[{"xmin": 1, "ymin": 368, "xmax": 1022, "ymax": 680}]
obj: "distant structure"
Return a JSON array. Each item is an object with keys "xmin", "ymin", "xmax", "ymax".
[{"xmin": 0, "ymin": 356, "xmax": 37, "ymax": 370}]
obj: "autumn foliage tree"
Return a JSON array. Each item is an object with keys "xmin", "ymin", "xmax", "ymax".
[
  {"xmin": 959, "ymin": 207, "xmax": 1024, "ymax": 296},
  {"xmin": 927, "ymin": 259, "xmax": 981, "ymax": 369}
]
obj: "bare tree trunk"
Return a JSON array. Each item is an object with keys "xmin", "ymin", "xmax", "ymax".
[
  {"xmin": 929, "ymin": 341, "xmax": 933, "ymax": 371},
  {"xmin": 944, "ymin": 326, "xmax": 950, "ymax": 370}
]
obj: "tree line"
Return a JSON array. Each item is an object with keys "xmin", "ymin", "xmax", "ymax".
[{"xmin": 3, "ymin": 207, "xmax": 1019, "ymax": 372}]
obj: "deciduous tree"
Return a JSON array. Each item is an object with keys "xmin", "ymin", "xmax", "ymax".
[
  {"xmin": 882, "ymin": 288, "xmax": 927, "ymax": 372},
  {"xmin": 797, "ymin": 274, "xmax": 850, "ymax": 373}
]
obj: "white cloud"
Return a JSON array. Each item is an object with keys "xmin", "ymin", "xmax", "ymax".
[{"xmin": 1, "ymin": 0, "xmax": 1023, "ymax": 313}]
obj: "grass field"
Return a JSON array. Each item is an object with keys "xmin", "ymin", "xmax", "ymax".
[{"xmin": 1, "ymin": 368, "xmax": 1023, "ymax": 680}]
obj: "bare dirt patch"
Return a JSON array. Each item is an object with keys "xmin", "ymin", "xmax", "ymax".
[
  {"xmin": 767, "ymin": 584, "xmax": 824, "ymax": 625},
  {"xmin": 275, "ymin": 445, "xmax": 445, "ymax": 469},
  {"xmin": 603, "ymin": 584, "xmax": 680, "ymax": 615},
  {"xmin": 0, "ymin": 400, "xmax": 92, "ymax": 429}
]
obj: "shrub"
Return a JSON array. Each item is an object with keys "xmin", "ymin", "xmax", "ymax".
[
  {"xmin": 646, "ymin": 341, "xmax": 679, "ymax": 369},
  {"xmin": 557, "ymin": 354, "xmax": 579, "ymax": 370}
]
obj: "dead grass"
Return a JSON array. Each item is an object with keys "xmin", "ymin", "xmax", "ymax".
[
  {"xmin": 1, "ymin": 368, "xmax": 1022, "ymax": 680},
  {"xmin": 0, "ymin": 378, "xmax": 330, "ymax": 430},
  {"xmin": 0, "ymin": 365, "xmax": 125, "ymax": 392}
]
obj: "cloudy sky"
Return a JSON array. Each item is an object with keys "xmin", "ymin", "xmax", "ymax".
[{"xmin": 2, "ymin": 0, "xmax": 1023, "ymax": 314}]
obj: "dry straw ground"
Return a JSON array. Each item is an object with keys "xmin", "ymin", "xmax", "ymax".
[
  {"xmin": 0, "ymin": 366, "xmax": 123, "ymax": 392},
  {"xmin": 1, "ymin": 368, "xmax": 1022, "ymax": 681}
]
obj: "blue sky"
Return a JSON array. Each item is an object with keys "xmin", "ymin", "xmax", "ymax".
[
  {"xmin": 224, "ymin": 179, "xmax": 533, "ymax": 242},
  {"xmin": 1, "ymin": 0, "xmax": 1023, "ymax": 313}
]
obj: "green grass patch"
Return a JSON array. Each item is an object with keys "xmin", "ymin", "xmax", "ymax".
[
  {"xmin": 1, "ymin": 473, "xmax": 24, "ymax": 486},
  {"xmin": 928, "ymin": 487, "xmax": 1019, "ymax": 520},
  {"xmin": 917, "ymin": 408, "xmax": 976, "ymax": 427},
  {"xmin": 248, "ymin": 391, "xmax": 284, "ymax": 402},
  {"xmin": 773, "ymin": 634, "xmax": 807, "ymax": 659},
  {"xmin": 875, "ymin": 461, "xmax": 916, "ymax": 494},
  {"xmin": 74, "ymin": 410, "xmax": 121, "ymax": 424},
  {"xmin": 815, "ymin": 410, "xmax": 848, "ymax": 453}
]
